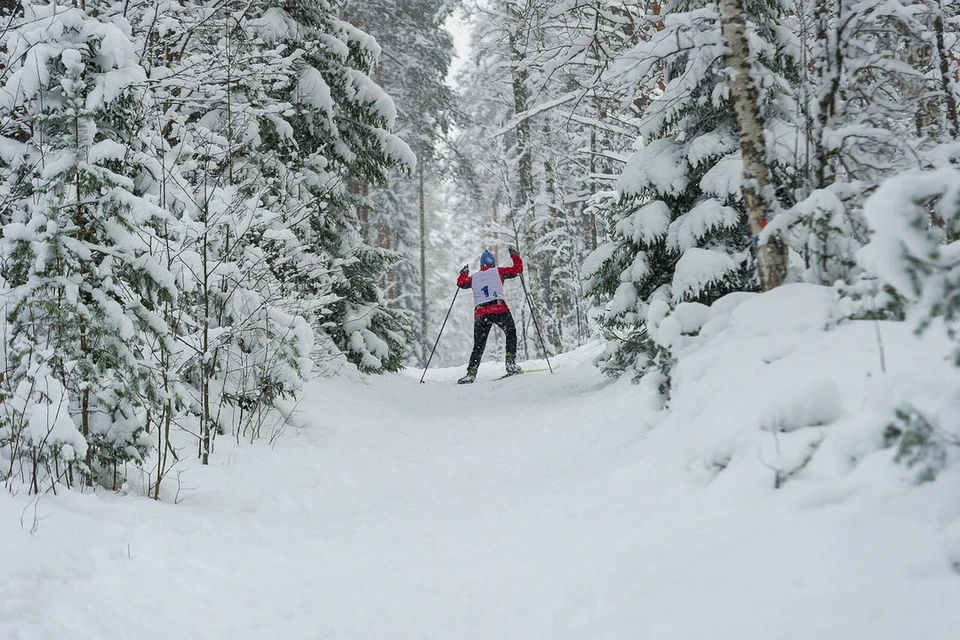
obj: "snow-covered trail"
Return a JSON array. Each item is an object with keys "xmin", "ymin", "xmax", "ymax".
[{"xmin": 3, "ymin": 344, "xmax": 960, "ymax": 639}]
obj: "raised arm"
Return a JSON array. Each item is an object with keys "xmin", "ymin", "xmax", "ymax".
[
  {"xmin": 500, "ymin": 246, "xmax": 523, "ymax": 279},
  {"xmin": 457, "ymin": 265, "xmax": 472, "ymax": 289}
]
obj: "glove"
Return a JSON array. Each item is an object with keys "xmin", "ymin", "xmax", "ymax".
[
  {"xmin": 460, "ymin": 264, "xmax": 469, "ymax": 275},
  {"xmin": 508, "ymin": 245, "xmax": 519, "ymax": 257}
]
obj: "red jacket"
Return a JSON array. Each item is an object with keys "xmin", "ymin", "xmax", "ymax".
[{"xmin": 457, "ymin": 255, "xmax": 523, "ymax": 318}]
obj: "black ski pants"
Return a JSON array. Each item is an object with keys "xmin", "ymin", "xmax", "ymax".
[{"xmin": 468, "ymin": 311, "xmax": 518, "ymax": 370}]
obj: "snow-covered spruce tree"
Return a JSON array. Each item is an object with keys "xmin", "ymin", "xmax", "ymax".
[
  {"xmin": 132, "ymin": 1, "xmax": 312, "ymax": 464},
  {"xmin": 140, "ymin": 1, "xmax": 414, "ymax": 390},
  {"xmin": 521, "ymin": 1, "xmax": 648, "ymax": 351},
  {"xmin": 250, "ymin": 0, "xmax": 415, "ymax": 374},
  {"xmin": 121, "ymin": 0, "xmax": 202, "ymax": 488},
  {"xmin": 139, "ymin": 0, "xmax": 342, "ymax": 464},
  {"xmin": 0, "ymin": 4, "xmax": 176, "ymax": 490},
  {"xmin": 583, "ymin": 0, "xmax": 799, "ymax": 382},
  {"xmin": 858, "ymin": 167, "xmax": 960, "ymax": 482},
  {"xmin": 340, "ymin": 0, "xmax": 458, "ymax": 366},
  {"xmin": 859, "ymin": 167, "xmax": 960, "ymax": 362}
]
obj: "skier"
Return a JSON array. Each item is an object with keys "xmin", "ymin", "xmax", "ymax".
[{"xmin": 456, "ymin": 246, "xmax": 524, "ymax": 384}]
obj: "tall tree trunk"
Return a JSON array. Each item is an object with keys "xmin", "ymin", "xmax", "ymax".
[
  {"xmin": 360, "ymin": 183, "xmax": 370, "ymax": 230},
  {"xmin": 225, "ymin": 11, "xmax": 234, "ymax": 185},
  {"xmin": 587, "ymin": 112, "xmax": 598, "ymax": 252},
  {"xmin": 934, "ymin": 4, "xmax": 959, "ymax": 140},
  {"xmin": 543, "ymin": 151, "xmax": 562, "ymax": 350},
  {"xmin": 507, "ymin": 3, "xmax": 546, "ymax": 354},
  {"xmin": 81, "ymin": 340, "xmax": 91, "ymax": 483},
  {"xmin": 509, "ymin": 67, "xmax": 533, "ymax": 219},
  {"xmin": 719, "ymin": 0, "xmax": 787, "ymax": 291},
  {"xmin": 419, "ymin": 162, "xmax": 428, "ymax": 364},
  {"xmin": 201, "ymin": 228, "xmax": 211, "ymax": 466},
  {"xmin": 74, "ymin": 107, "xmax": 93, "ymax": 483},
  {"xmin": 492, "ymin": 199, "xmax": 498, "ymax": 261},
  {"xmin": 652, "ymin": 1, "xmax": 666, "ymax": 91},
  {"xmin": 810, "ymin": 0, "xmax": 841, "ymax": 190}
]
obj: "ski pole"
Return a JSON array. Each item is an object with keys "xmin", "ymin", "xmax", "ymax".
[
  {"xmin": 419, "ymin": 285, "xmax": 461, "ymax": 384},
  {"xmin": 509, "ymin": 214, "xmax": 554, "ymax": 375},
  {"xmin": 518, "ymin": 271, "xmax": 554, "ymax": 375}
]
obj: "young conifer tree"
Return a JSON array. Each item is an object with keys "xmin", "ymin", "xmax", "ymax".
[
  {"xmin": 583, "ymin": 0, "xmax": 799, "ymax": 381},
  {"xmin": 135, "ymin": 1, "xmax": 315, "ymax": 463},
  {"xmin": 341, "ymin": 0, "xmax": 458, "ymax": 366},
  {"xmin": 0, "ymin": 3, "xmax": 176, "ymax": 488},
  {"xmin": 252, "ymin": 0, "xmax": 416, "ymax": 373}
]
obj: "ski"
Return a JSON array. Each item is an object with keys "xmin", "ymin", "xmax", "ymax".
[
  {"xmin": 453, "ymin": 366, "xmax": 557, "ymax": 384},
  {"xmin": 494, "ymin": 366, "xmax": 556, "ymax": 380}
]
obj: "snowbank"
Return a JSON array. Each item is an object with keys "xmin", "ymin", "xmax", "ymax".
[{"xmin": 2, "ymin": 285, "xmax": 960, "ymax": 639}]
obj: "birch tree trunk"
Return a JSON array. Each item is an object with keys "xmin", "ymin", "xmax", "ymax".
[{"xmin": 718, "ymin": 0, "xmax": 788, "ymax": 291}]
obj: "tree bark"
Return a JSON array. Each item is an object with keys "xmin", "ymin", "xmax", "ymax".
[
  {"xmin": 811, "ymin": 0, "xmax": 841, "ymax": 190},
  {"xmin": 419, "ymin": 162, "xmax": 428, "ymax": 364},
  {"xmin": 507, "ymin": 2, "xmax": 546, "ymax": 352},
  {"xmin": 718, "ymin": 0, "xmax": 787, "ymax": 291},
  {"xmin": 509, "ymin": 61, "xmax": 534, "ymax": 220},
  {"xmin": 201, "ymin": 228, "xmax": 211, "ymax": 466},
  {"xmin": 492, "ymin": 199, "xmax": 498, "ymax": 261},
  {"xmin": 934, "ymin": 4, "xmax": 959, "ymax": 140},
  {"xmin": 543, "ymin": 152, "xmax": 562, "ymax": 349},
  {"xmin": 587, "ymin": 113, "xmax": 598, "ymax": 252}
]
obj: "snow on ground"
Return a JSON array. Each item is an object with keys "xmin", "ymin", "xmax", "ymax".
[{"xmin": 3, "ymin": 284, "xmax": 960, "ymax": 639}]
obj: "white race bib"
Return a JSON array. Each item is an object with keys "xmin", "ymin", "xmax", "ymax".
[{"xmin": 472, "ymin": 268, "xmax": 505, "ymax": 306}]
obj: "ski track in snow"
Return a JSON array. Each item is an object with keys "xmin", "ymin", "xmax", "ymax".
[{"xmin": 3, "ymin": 340, "xmax": 960, "ymax": 639}]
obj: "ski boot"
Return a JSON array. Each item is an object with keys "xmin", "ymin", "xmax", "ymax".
[
  {"xmin": 457, "ymin": 366, "xmax": 478, "ymax": 385},
  {"xmin": 504, "ymin": 353, "xmax": 522, "ymax": 376}
]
